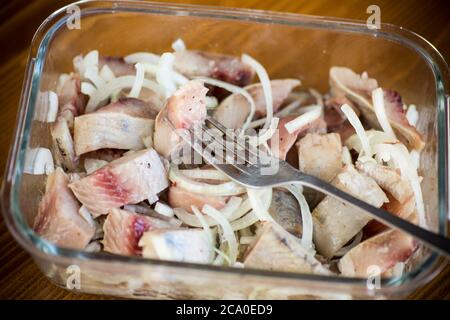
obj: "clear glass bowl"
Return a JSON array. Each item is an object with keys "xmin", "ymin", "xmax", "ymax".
[{"xmin": 1, "ymin": 0, "xmax": 449, "ymax": 299}]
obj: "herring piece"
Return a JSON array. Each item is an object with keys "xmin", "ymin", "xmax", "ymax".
[
  {"xmin": 74, "ymin": 98, "xmax": 157, "ymax": 155},
  {"xmin": 338, "ymin": 229, "xmax": 417, "ymax": 277},
  {"xmin": 56, "ymin": 73, "xmax": 86, "ymax": 120},
  {"xmin": 356, "ymin": 161, "xmax": 413, "ymax": 203},
  {"xmin": 297, "ymin": 133, "xmax": 343, "ymax": 182},
  {"xmin": 139, "ymin": 228, "xmax": 216, "ymax": 263},
  {"xmin": 268, "ymin": 190, "xmax": 302, "ymax": 237},
  {"xmin": 154, "ymin": 80, "xmax": 208, "ymax": 157},
  {"xmin": 213, "ymin": 79, "xmax": 300, "ymax": 129},
  {"xmin": 168, "ymin": 184, "xmax": 228, "ymax": 213},
  {"xmin": 69, "ymin": 149, "xmax": 168, "ymax": 217},
  {"xmin": 99, "ymin": 56, "xmax": 135, "ymax": 77},
  {"xmin": 173, "ymin": 50, "xmax": 254, "ymax": 86},
  {"xmin": 51, "ymin": 116, "xmax": 78, "ymax": 171},
  {"xmin": 269, "ymin": 116, "xmax": 327, "ymax": 160},
  {"xmin": 33, "ymin": 168, "xmax": 95, "ymax": 249},
  {"xmin": 103, "ymin": 208, "xmax": 173, "ymax": 256},
  {"xmin": 329, "ymin": 67, "xmax": 424, "ymax": 151},
  {"xmin": 243, "ymin": 222, "xmax": 331, "ymax": 275},
  {"xmin": 312, "ymin": 165, "xmax": 388, "ymax": 258}
]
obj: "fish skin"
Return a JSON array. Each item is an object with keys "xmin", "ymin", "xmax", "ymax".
[
  {"xmin": 74, "ymin": 98, "xmax": 156, "ymax": 155},
  {"xmin": 173, "ymin": 50, "xmax": 255, "ymax": 87},
  {"xmin": 51, "ymin": 116, "xmax": 79, "ymax": 171},
  {"xmin": 103, "ymin": 208, "xmax": 173, "ymax": 256},
  {"xmin": 268, "ymin": 189, "xmax": 302, "ymax": 237},
  {"xmin": 34, "ymin": 167, "xmax": 95, "ymax": 249},
  {"xmin": 69, "ymin": 148, "xmax": 169, "ymax": 217}
]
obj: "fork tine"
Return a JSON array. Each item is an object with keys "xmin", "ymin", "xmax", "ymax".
[{"xmin": 205, "ymin": 116, "xmax": 260, "ymax": 162}]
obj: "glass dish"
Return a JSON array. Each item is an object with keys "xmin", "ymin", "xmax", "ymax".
[{"xmin": 1, "ymin": 0, "xmax": 449, "ymax": 299}]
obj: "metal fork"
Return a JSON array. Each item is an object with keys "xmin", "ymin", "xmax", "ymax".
[{"xmin": 173, "ymin": 116, "xmax": 450, "ymax": 257}]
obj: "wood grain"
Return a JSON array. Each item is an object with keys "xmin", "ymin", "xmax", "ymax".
[{"xmin": 0, "ymin": 0, "xmax": 449, "ymax": 300}]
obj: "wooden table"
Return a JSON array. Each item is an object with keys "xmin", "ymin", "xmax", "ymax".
[{"xmin": 0, "ymin": 0, "xmax": 449, "ymax": 300}]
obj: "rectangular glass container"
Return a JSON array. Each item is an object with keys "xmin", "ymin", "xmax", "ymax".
[{"xmin": 2, "ymin": 0, "xmax": 449, "ymax": 299}]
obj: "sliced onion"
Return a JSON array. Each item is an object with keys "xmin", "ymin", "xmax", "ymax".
[
  {"xmin": 220, "ymin": 196, "xmax": 242, "ymax": 216},
  {"xmin": 246, "ymin": 188, "xmax": 274, "ymax": 222},
  {"xmin": 230, "ymin": 211, "xmax": 259, "ymax": 231},
  {"xmin": 284, "ymin": 106, "xmax": 322, "ymax": 134},
  {"xmin": 85, "ymin": 66, "xmax": 105, "ymax": 88},
  {"xmin": 81, "ymin": 82, "xmax": 96, "ymax": 96},
  {"xmin": 202, "ymin": 204, "xmax": 238, "ymax": 264},
  {"xmin": 373, "ymin": 143, "xmax": 427, "ymax": 228},
  {"xmin": 229, "ymin": 198, "xmax": 252, "ymax": 221},
  {"xmin": 156, "ymin": 53, "xmax": 177, "ymax": 98},
  {"xmin": 179, "ymin": 168, "xmax": 229, "ymax": 181},
  {"xmin": 406, "ymin": 104, "xmax": 419, "ymax": 127},
  {"xmin": 169, "ymin": 166, "xmax": 245, "ymax": 196},
  {"xmin": 128, "ymin": 63, "xmax": 145, "ymax": 98},
  {"xmin": 100, "ymin": 64, "xmax": 116, "ymax": 82},
  {"xmin": 155, "ymin": 202, "xmax": 174, "ymax": 218},
  {"xmin": 124, "ymin": 52, "xmax": 160, "ymax": 65},
  {"xmin": 85, "ymin": 76, "xmax": 164, "ymax": 112},
  {"xmin": 241, "ymin": 54, "xmax": 273, "ymax": 132},
  {"xmin": 309, "ymin": 88, "xmax": 324, "ymax": 106},
  {"xmin": 35, "ymin": 91, "xmax": 58, "ymax": 123},
  {"xmin": 24, "ymin": 147, "xmax": 54, "ymax": 175},
  {"xmin": 171, "ymin": 38, "xmax": 186, "ymax": 52},
  {"xmin": 345, "ymin": 129, "xmax": 398, "ymax": 155},
  {"xmin": 142, "ymin": 62, "xmax": 188, "ymax": 85},
  {"xmin": 213, "ymin": 247, "xmax": 231, "ymax": 266},
  {"xmin": 173, "ymin": 197, "xmax": 243, "ymax": 227},
  {"xmin": 206, "ymin": 96, "xmax": 219, "ymax": 109},
  {"xmin": 341, "ymin": 104, "xmax": 372, "ymax": 158},
  {"xmin": 286, "ymin": 184, "xmax": 314, "ymax": 250},
  {"xmin": 372, "ymin": 88, "xmax": 396, "ymax": 139}
]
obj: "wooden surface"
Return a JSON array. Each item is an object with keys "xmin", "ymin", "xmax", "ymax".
[{"xmin": 0, "ymin": 0, "xmax": 449, "ymax": 300}]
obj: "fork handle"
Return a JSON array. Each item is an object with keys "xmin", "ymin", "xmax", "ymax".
[{"xmin": 292, "ymin": 172, "xmax": 450, "ymax": 257}]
